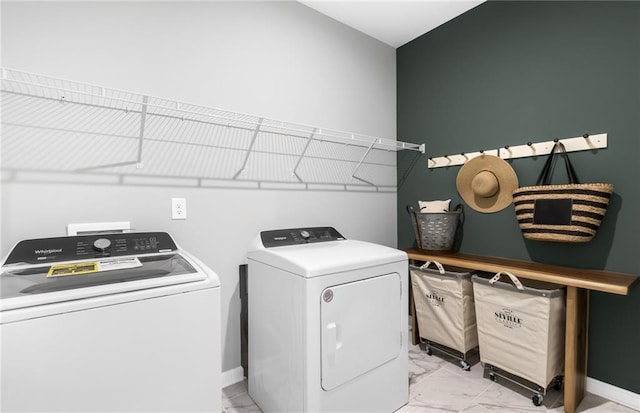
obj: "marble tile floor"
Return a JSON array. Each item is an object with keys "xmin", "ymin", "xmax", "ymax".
[{"xmin": 223, "ymin": 343, "xmax": 638, "ymax": 413}]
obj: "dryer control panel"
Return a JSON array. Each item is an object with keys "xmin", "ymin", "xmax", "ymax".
[
  {"xmin": 261, "ymin": 227, "xmax": 345, "ymax": 248},
  {"xmin": 3, "ymin": 232, "xmax": 178, "ymax": 265}
]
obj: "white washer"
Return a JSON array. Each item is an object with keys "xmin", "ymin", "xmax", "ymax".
[
  {"xmin": 247, "ymin": 227, "xmax": 408, "ymax": 413},
  {"xmin": 0, "ymin": 232, "xmax": 221, "ymax": 412}
]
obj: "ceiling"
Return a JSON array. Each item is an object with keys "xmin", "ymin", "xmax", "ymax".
[{"xmin": 298, "ymin": 0, "xmax": 485, "ymax": 48}]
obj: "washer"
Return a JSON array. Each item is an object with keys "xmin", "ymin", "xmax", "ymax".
[
  {"xmin": 0, "ymin": 231, "xmax": 221, "ymax": 412},
  {"xmin": 247, "ymin": 227, "xmax": 408, "ymax": 413}
]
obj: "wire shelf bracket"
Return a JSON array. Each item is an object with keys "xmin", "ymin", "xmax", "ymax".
[{"xmin": 293, "ymin": 128, "xmax": 317, "ymax": 183}]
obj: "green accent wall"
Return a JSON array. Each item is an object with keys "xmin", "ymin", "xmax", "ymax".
[{"xmin": 397, "ymin": 1, "xmax": 639, "ymax": 393}]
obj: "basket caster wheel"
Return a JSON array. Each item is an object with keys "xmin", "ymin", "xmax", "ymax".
[
  {"xmin": 460, "ymin": 360, "xmax": 471, "ymax": 371},
  {"xmin": 489, "ymin": 372, "xmax": 497, "ymax": 382},
  {"xmin": 532, "ymin": 394, "xmax": 544, "ymax": 406},
  {"xmin": 425, "ymin": 347, "xmax": 433, "ymax": 356}
]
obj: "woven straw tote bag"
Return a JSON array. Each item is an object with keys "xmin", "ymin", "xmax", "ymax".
[{"xmin": 512, "ymin": 142, "xmax": 613, "ymax": 243}]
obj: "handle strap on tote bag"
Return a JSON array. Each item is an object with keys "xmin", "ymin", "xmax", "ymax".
[
  {"xmin": 536, "ymin": 142, "xmax": 581, "ymax": 185},
  {"xmin": 419, "ymin": 260, "xmax": 445, "ymax": 274},
  {"xmin": 489, "ymin": 271, "xmax": 525, "ymax": 290}
]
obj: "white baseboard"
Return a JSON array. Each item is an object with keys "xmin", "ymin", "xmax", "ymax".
[
  {"xmin": 221, "ymin": 366, "xmax": 245, "ymax": 389},
  {"xmin": 586, "ymin": 377, "xmax": 640, "ymax": 411}
]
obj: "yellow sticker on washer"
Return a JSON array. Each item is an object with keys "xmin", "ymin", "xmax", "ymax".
[{"xmin": 47, "ymin": 262, "xmax": 98, "ymax": 277}]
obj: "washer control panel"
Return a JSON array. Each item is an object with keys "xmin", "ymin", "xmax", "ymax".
[
  {"xmin": 3, "ymin": 232, "xmax": 178, "ymax": 265},
  {"xmin": 260, "ymin": 227, "xmax": 345, "ymax": 248}
]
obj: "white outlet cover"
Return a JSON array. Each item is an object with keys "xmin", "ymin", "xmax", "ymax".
[{"xmin": 172, "ymin": 198, "xmax": 187, "ymax": 220}]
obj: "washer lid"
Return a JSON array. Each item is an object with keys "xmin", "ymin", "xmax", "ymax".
[
  {"xmin": 0, "ymin": 253, "xmax": 208, "ymax": 311},
  {"xmin": 1, "ymin": 232, "xmax": 218, "ymax": 312},
  {"xmin": 247, "ymin": 239, "xmax": 407, "ymax": 278}
]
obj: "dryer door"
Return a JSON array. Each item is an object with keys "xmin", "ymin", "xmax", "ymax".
[{"xmin": 320, "ymin": 273, "xmax": 401, "ymax": 391}]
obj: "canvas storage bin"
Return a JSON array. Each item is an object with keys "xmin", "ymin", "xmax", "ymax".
[
  {"xmin": 472, "ymin": 272, "xmax": 566, "ymax": 389},
  {"xmin": 411, "ymin": 261, "xmax": 478, "ymax": 354}
]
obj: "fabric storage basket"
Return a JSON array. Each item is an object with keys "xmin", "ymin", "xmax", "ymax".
[
  {"xmin": 407, "ymin": 204, "xmax": 463, "ymax": 251},
  {"xmin": 472, "ymin": 272, "xmax": 566, "ymax": 389},
  {"xmin": 411, "ymin": 261, "xmax": 478, "ymax": 354}
]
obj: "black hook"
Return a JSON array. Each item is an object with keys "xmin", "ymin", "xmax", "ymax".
[
  {"xmin": 461, "ymin": 152, "xmax": 465, "ymax": 156},
  {"xmin": 583, "ymin": 134, "xmax": 590, "ymax": 139},
  {"xmin": 504, "ymin": 145, "xmax": 509, "ymax": 150},
  {"xmin": 527, "ymin": 142, "xmax": 533, "ymax": 146},
  {"xmin": 553, "ymin": 138, "xmax": 559, "ymax": 143},
  {"xmin": 479, "ymin": 149, "xmax": 484, "ymax": 154}
]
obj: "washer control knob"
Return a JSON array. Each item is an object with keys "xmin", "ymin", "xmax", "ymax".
[
  {"xmin": 299, "ymin": 230, "xmax": 310, "ymax": 240},
  {"xmin": 93, "ymin": 238, "xmax": 112, "ymax": 252}
]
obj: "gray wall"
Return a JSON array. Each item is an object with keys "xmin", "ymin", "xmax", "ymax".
[
  {"xmin": 1, "ymin": 1, "xmax": 397, "ymax": 379},
  {"xmin": 397, "ymin": 1, "xmax": 639, "ymax": 393}
]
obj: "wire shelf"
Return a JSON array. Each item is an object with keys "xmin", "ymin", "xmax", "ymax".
[{"xmin": 1, "ymin": 68, "xmax": 424, "ymax": 191}]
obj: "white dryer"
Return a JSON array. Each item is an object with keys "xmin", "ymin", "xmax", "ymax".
[
  {"xmin": 0, "ymin": 232, "xmax": 221, "ymax": 412},
  {"xmin": 247, "ymin": 227, "xmax": 408, "ymax": 413}
]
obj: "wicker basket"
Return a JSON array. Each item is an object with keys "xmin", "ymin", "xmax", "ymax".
[{"xmin": 407, "ymin": 204, "xmax": 463, "ymax": 251}]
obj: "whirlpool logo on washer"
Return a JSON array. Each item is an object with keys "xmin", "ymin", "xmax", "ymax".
[
  {"xmin": 35, "ymin": 248, "xmax": 63, "ymax": 255},
  {"xmin": 494, "ymin": 308, "xmax": 523, "ymax": 329}
]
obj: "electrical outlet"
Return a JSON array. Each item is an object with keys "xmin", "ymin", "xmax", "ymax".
[{"xmin": 171, "ymin": 198, "xmax": 187, "ymax": 220}]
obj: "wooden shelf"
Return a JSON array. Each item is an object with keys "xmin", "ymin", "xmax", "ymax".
[{"xmin": 404, "ymin": 249, "xmax": 637, "ymax": 295}]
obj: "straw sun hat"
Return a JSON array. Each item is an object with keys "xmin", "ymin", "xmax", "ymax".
[{"xmin": 456, "ymin": 154, "xmax": 519, "ymax": 213}]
